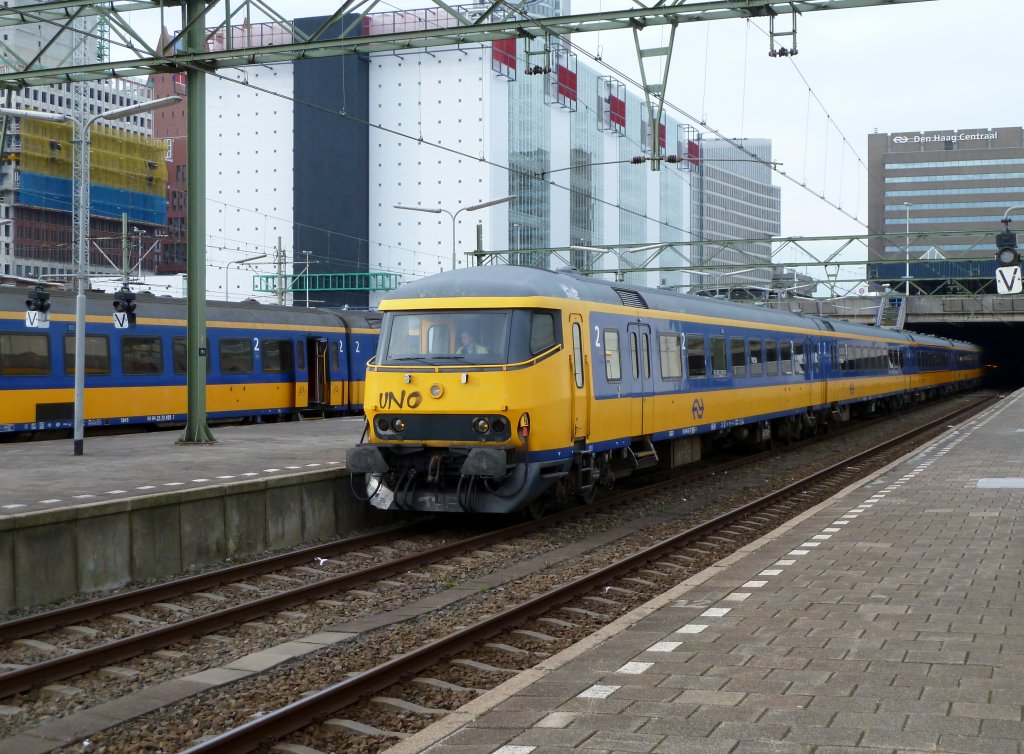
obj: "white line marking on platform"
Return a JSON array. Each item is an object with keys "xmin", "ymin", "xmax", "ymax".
[
  {"xmin": 192, "ymin": 479, "xmax": 209, "ymax": 483},
  {"xmin": 760, "ymin": 569, "xmax": 783, "ymax": 576},
  {"xmin": 493, "ymin": 747, "xmax": 535, "ymax": 754},
  {"xmin": 701, "ymin": 607, "xmax": 731, "ymax": 617},
  {"xmin": 105, "ymin": 490, "xmax": 126, "ymax": 495},
  {"xmin": 724, "ymin": 593, "xmax": 750, "ymax": 601},
  {"xmin": 216, "ymin": 476, "xmax": 235, "ymax": 480},
  {"xmin": 648, "ymin": 641, "xmax": 683, "ymax": 652},
  {"xmin": 743, "ymin": 580, "xmax": 767, "ymax": 588},
  {"xmin": 675, "ymin": 624, "xmax": 708, "ymax": 634},
  {"xmin": 39, "ymin": 499, "xmax": 60, "ymax": 504},
  {"xmin": 136, "ymin": 486, "xmax": 155, "ymax": 490},
  {"xmin": 789, "ymin": 549, "xmax": 809, "ymax": 555},
  {"xmin": 618, "ymin": 661, "xmax": 653, "ymax": 673},
  {"xmin": 3, "ymin": 504, "xmax": 25, "ymax": 509},
  {"xmin": 577, "ymin": 685, "xmax": 619, "ymax": 699},
  {"xmin": 263, "ymin": 469, "xmax": 280, "ymax": 473},
  {"xmin": 241, "ymin": 473, "xmax": 258, "ymax": 477},
  {"xmin": 73, "ymin": 494, "xmax": 95, "ymax": 499},
  {"xmin": 163, "ymin": 482, "xmax": 183, "ymax": 487}
]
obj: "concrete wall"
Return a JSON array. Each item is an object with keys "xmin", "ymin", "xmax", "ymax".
[{"xmin": 0, "ymin": 470, "xmax": 386, "ymax": 612}]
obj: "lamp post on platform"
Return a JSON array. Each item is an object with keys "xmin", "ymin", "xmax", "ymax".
[{"xmin": 394, "ymin": 195, "xmax": 516, "ymax": 270}]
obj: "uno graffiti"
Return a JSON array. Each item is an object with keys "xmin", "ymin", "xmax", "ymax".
[{"xmin": 379, "ymin": 390, "xmax": 422, "ymax": 410}]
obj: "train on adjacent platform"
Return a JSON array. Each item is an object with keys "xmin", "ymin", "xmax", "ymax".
[
  {"xmin": 348, "ymin": 265, "xmax": 983, "ymax": 516},
  {"xmin": 0, "ymin": 286, "xmax": 380, "ymax": 436}
]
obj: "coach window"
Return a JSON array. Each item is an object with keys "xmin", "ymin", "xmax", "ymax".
[
  {"xmin": 63, "ymin": 334, "xmax": 109, "ymax": 375},
  {"xmin": 794, "ymin": 341, "xmax": 805, "ymax": 375},
  {"xmin": 766, "ymin": 340, "xmax": 779, "ymax": 376},
  {"xmin": 749, "ymin": 337, "xmax": 763, "ymax": 377},
  {"xmin": 709, "ymin": 335, "xmax": 728, "ymax": 377},
  {"xmin": 331, "ymin": 340, "xmax": 340, "ymax": 371},
  {"xmin": 531, "ymin": 312, "xmax": 557, "ymax": 354},
  {"xmin": 641, "ymin": 333, "xmax": 651, "ymax": 379},
  {"xmin": 122, "ymin": 336, "xmax": 162, "ymax": 375},
  {"xmin": 0, "ymin": 333, "xmax": 49, "ymax": 376},
  {"xmin": 659, "ymin": 333, "xmax": 683, "ymax": 379},
  {"xmin": 571, "ymin": 322, "xmax": 584, "ymax": 388},
  {"xmin": 220, "ymin": 338, "xmax": 254, "ymax": 373},
  {"xmin": 685, "ymin": 334, "xmax": 706, "ymax": 379},
  {"xmin": 780, "ymin": 341, "xmax": 793, "ymax": 375},
  {"xmin": 604, "ymin": 328, "xmax": 621, "ymax": 381},
  {"xmin": 838, "ymin": 344, "xmax": 848, "ymax": 371},
  {"xmin": 629, "ymin": 331, "xmax": 640, "ymax": 379},
  {"xmin": 729, "ymin": 336, "xmax": 746, "ymax": 377},
  {"xmin": 173, "ymin": 336, "xmax": 210, "ymax": 374},
  {"xmin": 262, "ymin": 339, "xmax": 291, "ymax": 373}
]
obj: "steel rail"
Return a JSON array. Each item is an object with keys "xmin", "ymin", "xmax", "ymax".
[{"xmin": 180, "ymin": 395, "xmax": 997, "ymax": 754}]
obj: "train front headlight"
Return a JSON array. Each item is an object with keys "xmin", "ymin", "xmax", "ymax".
[
  {"xmin": 392, "ymin": 418, "xmax": 407, "ymax": 432},
  {"xmin": 473, "ymin": 417, "xmax": 490, "ymax": 434}
]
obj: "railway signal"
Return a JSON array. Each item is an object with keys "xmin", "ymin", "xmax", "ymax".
[
  {"xmin": 24, "ymin": 285, "xmax": 50, "ymax": 328},
  {"xmin": 995, "ymin": 225, "xmax": 1019, "ymax": 267},
  {"xmin": 112, "ymin": 285, "xmax": 137, "ymax": 328}
]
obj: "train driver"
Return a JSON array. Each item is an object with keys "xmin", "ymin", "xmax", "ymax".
[{"xmin": 458, "ymin": 330, "xmax": 488, "ymax": 355}]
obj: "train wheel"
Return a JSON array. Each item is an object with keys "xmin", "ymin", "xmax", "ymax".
[{"xmin": 525, "ymin": 495, "xmax": 547, "ymax": 520}]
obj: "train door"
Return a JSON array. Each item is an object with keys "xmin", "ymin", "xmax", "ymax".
[
  {"xmin": 569, "ymin": 313, "xmax": 590, "ymax": 440},
  {"xmin": 627, "ymin": 322, "xmax": 653, "ymax": 435},
  {"xmin": 306, "ymin": 337, "xmax": 330, "ymax": 408},
  {"xmin": 293, "ymin": 338, "xmax": 308, "ymax": 409}
]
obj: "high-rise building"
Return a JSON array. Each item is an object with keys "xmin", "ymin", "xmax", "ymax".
[
  {"xmin": 149, "ymin": 8, "xmax": 779, "ymax": 307},
  {"xmin": 867, "ymin": 126, "xmax": 1024, "ymax": 294},
  {"xmin": 0, "ymin": 2, "xmax": 168, "ymax": 283},
  {"xmin": 690, "ymin": 138, "xmax": 781, "ymax": 296}
]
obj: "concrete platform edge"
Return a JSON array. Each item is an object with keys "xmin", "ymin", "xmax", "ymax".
[{"xmin": 384, "ymin": 421, "xmax": 968, "ymax": 754}]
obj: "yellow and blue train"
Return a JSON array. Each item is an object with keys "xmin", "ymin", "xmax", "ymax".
[
  {"xmin": 348, "ymin": 265, "xmax": 983, "ymax": 515},
  {"xmin": 0, "ymin": 286, "xmax": 379, "ymax": 436}
]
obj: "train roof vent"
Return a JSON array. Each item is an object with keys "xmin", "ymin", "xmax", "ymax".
[{"xmin": 612, "ymin": 287, "xmax": 648, "ymax": 308}]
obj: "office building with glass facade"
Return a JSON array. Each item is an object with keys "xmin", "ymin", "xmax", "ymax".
[{"xmin": 867, "ymin": 126, "xmax": 1024, "ymax": 294}]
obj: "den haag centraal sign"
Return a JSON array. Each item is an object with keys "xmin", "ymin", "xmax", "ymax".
[{"xmin": 892, "ymin": 132, "xmax": 997, "ymax": 144}]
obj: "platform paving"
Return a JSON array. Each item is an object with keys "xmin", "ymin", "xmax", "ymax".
[
  {"xmin": 390, "ymin": 391, "xmax": 1024, "ymax": 754},
  {"xmin": 0, "ymin": 416, "xmax": 365, "ymax": 514}
]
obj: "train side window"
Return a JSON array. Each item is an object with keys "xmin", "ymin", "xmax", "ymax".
[
  {"xmin": 172, "ymin": 336, "xmax": 210, "ymax": 374},
  {"xmin": 658, "ymin": 333, "xmax": 683, "ymax": 379},
  {"xmin": 794, "ymin": 341, "xmax": 805, "ymax": 375},
  {"xmin": 571, "ymin": 322, "xmax": 584, "ymax": 388},
  {"xmin": 0, "ymin": 333, "xmax": 50, "ymax": 376},
  {"xmin": 641, "ymin": 333, "xmax": 651, "ymax": 379},
  {"xmin": 749, "ymin": 337, "xmax": 763, "ymax": 377},
  {"xmin": 766, "ymin": 340, "xmax": 779, "ymax": 376},
  {"xmin": 220, "ymin": 338, "xmax": 254, "ymax": 374},
  {"xmin": 685, "ymin": 334, "xmax": 706, "ymax": 379},
  {"xmin": 530, "ymin": 312, "xmax": 556, "ymax": 354},
  {"xmin": 296, "ymin": 339, "xmax": 305, "ymax": 370},
  {"xmin": 604, "ymin": 328, "xmax": 621, "ymax": 381},
  {"xmin": 730, "ymin": 336, "xmax": 746, "ymax": 377},
  {"xmin": 709, "ymin": 335, "xmax": 727, "ymax": 377},
  {"xmin": 262, "ymin": 339, "xmax": 292, "ymax": 373},
  {"xmin": 331, "ymin": 340, "xmax": 340, "ymax": 371},
  {"xmin": 629, "ymin": 331, "xmax": 640, "ymax": 379},
  {"xmin": 121, "ymin": 336, "xmax": 163, "ymax": 375},
  {"xmin": 63, "ymin": 334, "xmax": 109, "ymax": 375},
  {"xmin": 838, "ymin": 344, "xmax": 847, "ymax": 371},
  {"xmin": 781, "ymin": 341, "xmax": 793, "ymax": 375}
]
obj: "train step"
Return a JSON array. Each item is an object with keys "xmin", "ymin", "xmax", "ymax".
[{"xmin": 627, "ymin": 442, "xmax": 659, "ymax": 470}]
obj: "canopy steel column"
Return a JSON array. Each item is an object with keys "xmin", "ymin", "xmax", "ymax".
[{"xmin": 178, "ymin": 0, "xmax": 215, "ymax": 444}]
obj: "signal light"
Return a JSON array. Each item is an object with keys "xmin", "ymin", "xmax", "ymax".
[
  {"xmin": 25, "ymin": 285, "xmax": 50, "ymax": 313},
  {"xmin": 113, "ymin": 285, "xmax": 137, "ymax": 326},
  {"xmin": 995, "ymin": 226, "xmax": 1019, "ymax": 267}
]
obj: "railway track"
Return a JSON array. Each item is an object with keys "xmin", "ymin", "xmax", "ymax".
[
  {"xmin": 0, "ymin": 392, "xmax": 996, "ymax": 753},
  {"xmin": 180, "ymin": 393, "xmax": 996, "ymax": 754}
]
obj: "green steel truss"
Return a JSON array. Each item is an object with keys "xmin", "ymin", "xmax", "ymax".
[{"xmin": 253, "ymin": 272, "xmax": 400, "ymax": 294}]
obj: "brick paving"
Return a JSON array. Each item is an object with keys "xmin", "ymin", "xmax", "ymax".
[{"xmin": 390, "ymin": 391, "xmax": 1024, "ymax": 754}]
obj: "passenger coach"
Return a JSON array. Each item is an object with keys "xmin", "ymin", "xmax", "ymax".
[
  {"xmin": 348, "ymin": 265, "xmax": 982, "ymax": 515},
  {"xmin": 0, "ymin": 286, "xmax": 379, "ymax": 435}
]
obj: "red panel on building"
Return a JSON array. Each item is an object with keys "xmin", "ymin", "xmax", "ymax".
[
  {"xmin": 659, "ymin": 123, "xmax": 666, "ymax": 150},
  {"xmin": 556, "ymin": 65, "xmax": 577, "ymax": 102},
  {"xmin": 610, "ymin": 96, "xmax": 626, "ymax": 128},
  {"xmin": 687, "ymin": 139, "xmax": 701, "ymax": 166},
  {"xmin": 492, "ymin": 38, "xmax": 517, "ymax": 70}
]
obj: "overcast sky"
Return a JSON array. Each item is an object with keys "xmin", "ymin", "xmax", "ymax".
[{"xmin": 122, "ymin": 0, "xmax": 1021, "ymax": 286}]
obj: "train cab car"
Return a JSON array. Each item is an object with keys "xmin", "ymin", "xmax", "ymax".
[
  {"xmin": 348, "ymin": 266, "xmax": 982, "ymax": 516},
  {"xmin": 0, "ymin": 286, "xmax": 379, "ymax": 435}
]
